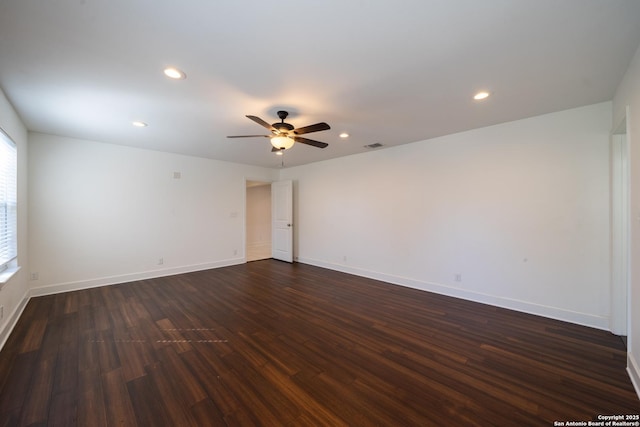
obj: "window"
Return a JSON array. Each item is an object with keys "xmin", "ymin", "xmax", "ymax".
[{"xmin": 0, "ymin": 129, "xmax": 17, "ymax": 274}]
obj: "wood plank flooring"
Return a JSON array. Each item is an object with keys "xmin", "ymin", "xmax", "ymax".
[{"xmin": 0, "ymin": 260, "xmax": 638, "ymax": 426}]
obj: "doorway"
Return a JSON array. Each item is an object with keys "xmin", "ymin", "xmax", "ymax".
[
  {"xmin": 246, "ymin": 180, "xmax": 272, "ymax": 262},
  {"xmin": 610, "ymin": 115, "xmax": 630, "ymax": 342}
]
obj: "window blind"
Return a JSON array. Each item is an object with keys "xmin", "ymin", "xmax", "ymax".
[{"xmin": 0, "ymin": 129, "xmax": 17, "ymax": 272}]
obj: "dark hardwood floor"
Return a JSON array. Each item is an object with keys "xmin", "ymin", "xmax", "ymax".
[{"xmin": 0, "ymin": 260, "xmax": 638, "ymax": 426}]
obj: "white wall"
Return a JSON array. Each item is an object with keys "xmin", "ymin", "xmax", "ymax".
[
  {"xmin": 0, "ymin": 88, "xmax": 29, "ymax": 347},
  {"xmin": 613, "ymin": 42, "xmax": 640, "ymax": 397},
  {"xmin": 28, "ymin": 133, "xmax": 277, "ymax": 294},
  {"xmin": 282, "ymin": 102, "xmax": 612, "ymax": 329}
]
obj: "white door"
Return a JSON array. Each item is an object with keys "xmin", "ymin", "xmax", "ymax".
[{"xmin": 272, "ymin": 180, "xmax": 293, "ymax": 262}]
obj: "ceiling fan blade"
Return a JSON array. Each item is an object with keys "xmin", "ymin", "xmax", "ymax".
[
  {"xmin": 292, "ymin": 122, "xmax": 330, "ymax": 135},
  {"xmin": 293, "ymin": 136, "xmax": 328, "ymax": 148},
  {"xmin": 246, "ymin": 115, "xmax": 276, "ymax": 131},
  {"xmin": 227, "ymin": 135, "xmax": 270, "ymax": 138}
]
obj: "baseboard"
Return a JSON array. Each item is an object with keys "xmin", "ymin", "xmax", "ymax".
[
  {"xmin": 297, "ymin": 257, "xmax": 609, "ymax": 330},
  {"xmin": 629, "ymin": 353, "xmax": 640, "ymax": 401},
  {"xmin": 0, "ymin": 289, "xmax": 30, "ymax": 351},
  {"xmin": 30, "ymin": 257, "xmax": 245, "ymax": 298}
]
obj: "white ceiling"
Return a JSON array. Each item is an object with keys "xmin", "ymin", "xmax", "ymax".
[{"xmin": 1, "ymin": 1, "xmax": 639, "ymax": 169}]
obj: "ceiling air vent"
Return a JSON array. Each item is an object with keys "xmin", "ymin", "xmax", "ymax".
[{"xmin": 364, "ymin": 143, "xmax": 384, "ymax": 149}]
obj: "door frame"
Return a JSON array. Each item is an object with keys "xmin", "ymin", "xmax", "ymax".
[{"xmin": 610, "ymin": 112, "xmax": 630, "ymax": 337}]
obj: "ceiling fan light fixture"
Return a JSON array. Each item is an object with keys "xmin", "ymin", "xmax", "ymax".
[{"xmin": 271, "ymin": 136, "xmax": 294, "ymax": 150}]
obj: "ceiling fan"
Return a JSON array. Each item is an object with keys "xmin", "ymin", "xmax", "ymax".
[{"xmin": 227, "ymin": 110, "xmax": 330, "ymax": 152}]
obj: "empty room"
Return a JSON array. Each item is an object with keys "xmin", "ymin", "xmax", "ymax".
[{"xmin": 1, "ymin": 1, "xmax": 640, "ymax": 425}]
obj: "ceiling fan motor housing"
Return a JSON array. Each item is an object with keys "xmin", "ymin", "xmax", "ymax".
[
  {"xmin": 273, "ymin": 111, "xmax": 294, "ymax": 133},
  {"xmin": 273, "ymin": 122, "xmax": 294, "ymax": 132}
]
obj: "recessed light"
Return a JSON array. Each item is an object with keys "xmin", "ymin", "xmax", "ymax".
[
  {"xmin": 473, "ymin": 91, "xmax": 490, "ymax": 100},
  {"xmin": 132, "ymin": 121, "xmax": 148, "ymax": 127},
  {"xmin": 339, "ymin": 132, "xmax": 350, "ymax": 138},
  {"xmin": 163, "ymin": 67, "xmax": 186, "ymax": 80}
]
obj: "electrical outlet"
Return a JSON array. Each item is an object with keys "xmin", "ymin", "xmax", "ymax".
[
  {"xmin": 30, "ymin": 272, "xmax": 39, "ymax": 281},
  {"xmin": 0, "ymin": 306, "xmax": 3, "ymax": 320},
  {"xmin": 158, "ymin": 258, "xmax": 164, "ymax": 265},
  {"xmin": 233, "ymin": 249, "xmax": 238, "ymax": 256},
  {"xmin": 454, "ymin": 273, "xmax": 462, "ymax": 282}
]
